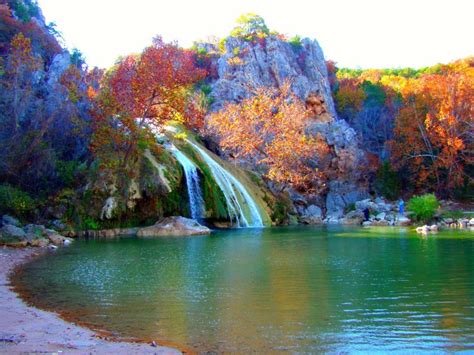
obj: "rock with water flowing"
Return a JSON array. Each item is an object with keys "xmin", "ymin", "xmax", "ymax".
[
  {"xmin": 136, "ymin": 216, "xmax": 211, "ymax": 237},
  {"xmin": 186, "ymin": 140, "xmax": 264, "ymax": 228},
  {"xmin": 168, "ymin": 144, "xmax": 205, "ymax": 220}
]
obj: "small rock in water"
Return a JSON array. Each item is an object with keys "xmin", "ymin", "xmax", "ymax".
[
  {"xmin": 48, "ymin": 244, "xmax": 58, "ymax": 250},
  {"xmin": 150, "ymin": 341, "xmax": 157, "ymax": 347}
]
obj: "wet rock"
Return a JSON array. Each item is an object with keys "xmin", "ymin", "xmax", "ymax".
[
  {"xmin": 137, "ymin": 216, "xmax": 211, "ymax": 237},
  {"xmin": 375, "ymin": 212, "xmax": 386, "ymax": 221},
  {"xmin": 416, "ymin": 225, "xmax": 430, "ymax": 234},
  {"xmin": 371, "ymin": 220, "xmax": 389, "ymax": 226},
  {"xmin": 469, "ymin": 218, "xmax": 474, "ymax": 226},
  {"xmin": 29, "ymin": 237, "xmax": 49, "ymax": 247},
  {"xmin": 458, "ymin": 219, "xmax": 469, "ymax": 228},
  {"xmin": 395, "ymin": 216, "xmax": 411, "ymax": 226},
  {"xmin": 362, "ymin": 221, "xmax": 372, "ymax": 227},
  {"xmin": 45, "ymin": 229, "xmax": 73, "ymax": 245}
]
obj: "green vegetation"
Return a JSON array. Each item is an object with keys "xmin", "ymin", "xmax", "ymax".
[
  {"xmin": 375, "ymin": 162, "xmax": 401, "ymax": 200},
  {"xmin": 407, "ymin": 193, "xmax": 440, "ymax": 222},
  {"xmin": 8, "ymin": 0, "xmax": 40, "ymax": 23},
  {"xmin": 230, "ymin": 13, "xmax": 269, "ymax": 41},
  {"xmin": 288, "ymin": 35, "xmax": 303, "ymax": 51},
  {"xmin": 0, "ymin": 184, "xmax": 35, "ymax": 218}
]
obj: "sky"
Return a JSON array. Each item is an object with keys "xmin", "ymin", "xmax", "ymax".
[{"xmin": 37, "ymin": 0, "xmax": 473, "ymax": 69}]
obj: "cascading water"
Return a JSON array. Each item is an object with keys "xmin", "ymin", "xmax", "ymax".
[
  {"xmin": 187, "ymin": 140, "xmax": 264, "ymax": 228},
  {"xmin": 167, "ymin": 144, "xmax": 205, "ymax": 220}
]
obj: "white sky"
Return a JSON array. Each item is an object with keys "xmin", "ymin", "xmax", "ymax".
[{"xmin": 37, "ymin": 0, "xmax": 473, "ymax": 69}]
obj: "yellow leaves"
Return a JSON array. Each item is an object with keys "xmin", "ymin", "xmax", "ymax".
[{"xmin": 174, "ymin": 132, "xmax": 187, "ymax": 140}]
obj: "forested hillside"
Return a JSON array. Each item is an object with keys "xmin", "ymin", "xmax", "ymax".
[
  {"xmin": 0, "ymin": 2, "xmax": 472, "ymax": 231},
  {"xmin": 329, "ymin": 58, "xmax": 473, "ymax": 200}
]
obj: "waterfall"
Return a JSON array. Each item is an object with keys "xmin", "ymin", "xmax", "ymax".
[
  {"xmin": 187, "ymin": 140, "xmax": 264, "ymax": 228},
  {"xmin": 168, "ymin": 144, "xmax": 205, "ymax": 220}
]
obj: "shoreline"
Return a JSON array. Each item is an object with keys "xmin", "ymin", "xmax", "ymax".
[{"xmin": 0, "ymin": 246, "xmax": 181, "ymax": 354}]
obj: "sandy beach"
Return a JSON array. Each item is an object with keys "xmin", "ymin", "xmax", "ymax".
[{"xmin": 0, "ymin": 247, "xmax": 180, "ymax": 354}]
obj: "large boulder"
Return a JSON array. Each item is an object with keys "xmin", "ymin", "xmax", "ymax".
[
  {"xmin": 0, "ymin": 224, "xmax": 27, "ymax": 247},
  {"xmin": 326, "ymin": 182, "xmax": 369, "ymax": 219},
  {"xmin": 395, "ymin": 216, "xmax": 411, "ymax": 226},
  {"xmin": 44, "ymin": 229, "xmax": 73, "ymax": 246},
  {"xmin": 299, "ymin": 204, "xmax": 323, "ymax": 224},
  {"xmin": 340, "ymin": 210, "xmax": 364, "ymax": 225},
  {"xmin": 1, "ymin": 215, "xmax": 21, "ymax": 227},
  {"xmin": 137, "ymin": 216, "xmax": 211, "ymax": 237}
]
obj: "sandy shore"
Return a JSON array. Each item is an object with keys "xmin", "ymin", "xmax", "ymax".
[{"xmin": 0, "ymin": 247, "xmax": 181, "ymax": 354}]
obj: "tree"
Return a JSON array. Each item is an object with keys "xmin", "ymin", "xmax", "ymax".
[
  {"xmin": 91, "ymin": 36, "xmax": 207, "ymax": 175},
  {"xmin": 230, "ymin": 13, "xmax": 270, "ymax": 40},
  {"xmin": 207, "ymin": 82, "xmax": 330, "ymax": 192},
  {"xmin": 390, "ymin": 59, "xmax": 474, "ymax": 192}
]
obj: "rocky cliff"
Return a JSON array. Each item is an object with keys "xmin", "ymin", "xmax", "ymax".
[{"xmin": 200, "ymin": 34, "xmax": 369, "ymax": 221}]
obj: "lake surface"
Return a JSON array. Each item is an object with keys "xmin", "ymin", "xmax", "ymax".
[{"xmin": 15, "ymin": 226, "xmax": 474, "ymax": 352}]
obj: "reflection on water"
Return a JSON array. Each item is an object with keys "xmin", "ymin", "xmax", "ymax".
[{"xmin": 16, "ymin": 226, "xmax": 474, "ymax": 352}]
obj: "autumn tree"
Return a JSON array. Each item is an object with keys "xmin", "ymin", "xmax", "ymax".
[
  {"xmin": 207, "ymin": 82, "xmax": 330, "ymax": 192},
  {"xmin": 390, "ymin": 59, "xmax": 474, "ymax": 193},
  {"xmin": 91, "ymin": 36, "xmax": 207, "ymax": 174}
]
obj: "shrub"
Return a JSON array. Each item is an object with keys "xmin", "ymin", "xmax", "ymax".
[
  {"xmin": 0, "ymin": 184, "xmax": 35, "ymax": 217},
  {"xmin": 407, "ymin": 193, "xmax": 439, "ymax": 222},
  {"xmin": 288, "ymin": 35, "xmax": 303, "ymax": 51},
  {"xmin": 374, "ymin": 162, "xmax": 401, "ymax": 200}
]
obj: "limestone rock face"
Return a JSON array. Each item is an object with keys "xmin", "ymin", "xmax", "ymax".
[
  {"xmin": 47, "ymin": 51, "xmax": 71, "ymax": 87},
  {"xmin": 202, "ymin": 35, "xmax": 368, "ymax": 212},
  {"xmin": 207, "ymin": 36, "xmax": 335, "ymax": 116},
  {"xmin": 326, "ymin": 181, "xmax": 369, "ymax": 219},
  {"xmin": 137, "ymin": 216, "xmax": 211, "ymax": 237}
]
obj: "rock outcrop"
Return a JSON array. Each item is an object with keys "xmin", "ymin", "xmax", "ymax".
[
  {"xmin": 137, "ymin": 216, "xmax": 211, "ymax": 237},
  {"xmin": 207, "ymin": 36, "xmax": 335, "ymax": 117},
  {"xmin": 0, "ymin": 216, "xmax": 72, "ymax": 248},
  {"xmin": 200, "ymin": 34, "xmax": 368, "ymax": 215}
]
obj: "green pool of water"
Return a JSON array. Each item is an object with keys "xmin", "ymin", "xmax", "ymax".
[{"xmin": 15, "ymin": 226, "xmax": 474, "ymax": 352}]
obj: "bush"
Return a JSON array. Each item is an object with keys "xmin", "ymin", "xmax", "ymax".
[
  {"xmin": 288, "ymin": 35, "xmax": 303, "ymax": 51},
  {"xmin": 0, "ymin": 184, "xmax": 35, "ymax": 217},
  {"xmin": 407, "ymin": 193, "xmax": 439, "ymax": 222},
  {"xmin": 374, "ymin": 162, "xmax": 401, "ymax": 200}
]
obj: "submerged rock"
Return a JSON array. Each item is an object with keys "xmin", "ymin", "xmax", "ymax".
[{"xmin": 137, "ymin": 216, "xmax": 211, "ymax": 237}]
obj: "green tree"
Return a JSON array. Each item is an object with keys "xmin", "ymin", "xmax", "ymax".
[{"xmin": 230, "ymin": 13, "xmax": 269, "ymax": 40}]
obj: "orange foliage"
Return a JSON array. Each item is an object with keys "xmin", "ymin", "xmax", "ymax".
[
  {"xmin": 207, "ymin": 82, "xmax": 330, "ymax": 192},
  {"xmin": 109, "ymin": 37, "xmax": 207, "ymax": 129},
  {"xmin": 90, "ymin": 37, "xmax": 207, "ymax": 173},
  {"xmin": 334, "ymin": 78, "xmax": 367, "ymax": 114},
  {"xmin": 390, "ymin": 59, "xmax": 474, "ymax": 191}
]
